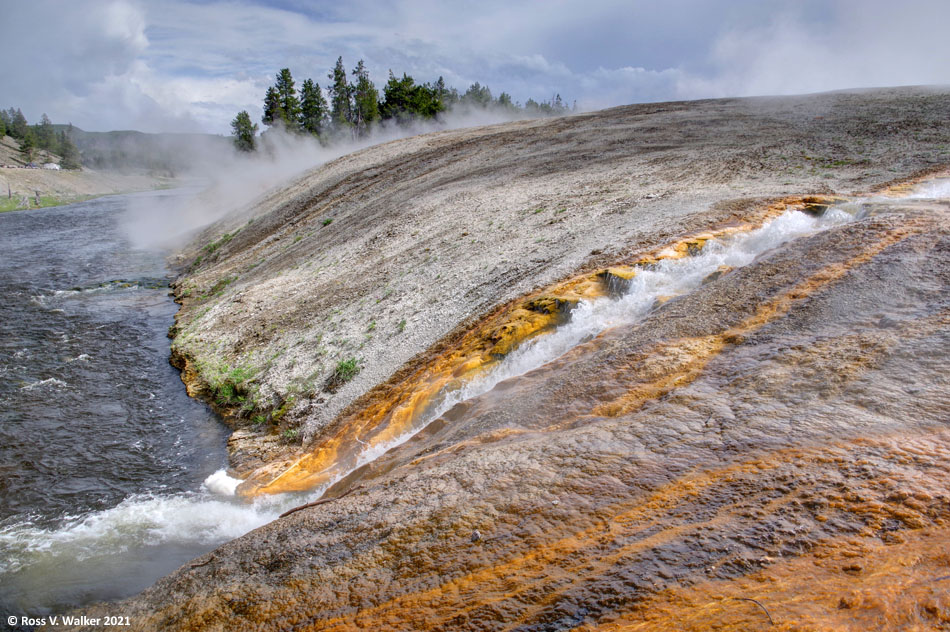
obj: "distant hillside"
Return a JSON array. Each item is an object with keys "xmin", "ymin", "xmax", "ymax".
[
  {"xmin": 0, "ymin": 134, "xmax": 60, "ymax": 167},
  {"xmin": 52, "ymin": 125, "xmax": 231, "ymax": 175}
]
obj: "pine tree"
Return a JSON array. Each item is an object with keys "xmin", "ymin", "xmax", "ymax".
[
  {"xmin": 10, "ymin": 108, "xmax": 28, "ymax": 140},
  {"xmin": 463, "ymin": 83, "xmax": 492, "ymax": 107},
  {"xmin": 299, "ymin": 78, "xmax": 329, "ymax": 136},
  {"xmin": 433, "ymin": 77, "xmax": 456, "ymax": 109},
  {"xmin": 380, "ymin": 71, "xmax": 415, "ymax": 122},
  {"xmin": 380, "ymin": 72, "xmax": 444, "ymax": 123},
  {"xmin": 59, "ymin": 127, "xmax": 82, "ymax": 169},
  {"xmin": 0, "ymin": 109, "xmax": 10, "ymax": 136},
  {"xmin": 274, "ymin": 68, "xmax": 301, "ymax": 128},
  {"xmin": 36, "ymin": 114, "xmax": 55, "ymax": 150},
  {"xmin": 327, "ymin": 56, "xmax": 353, "ymax": 129},
  {"xmin": 230, "ymin": 110, "xmax": 258, "ymax": 152},
  {"xmin": 262, "ymin": 86, "xmax": 281, "ymax": 127},
  {"xmin": 351, "ymin": 60, "xmax": 379, "ymax": 135},
  {"xmin": 19, "ymin": 129, "xmax": 36, "ymax": 162},
  {"xmin": 0, "ymin": 114, "xmax": 5, "ymax": 138},
  {"xmin": 497, "ymin": 92, "xmax": 515, "ymax": 109}
]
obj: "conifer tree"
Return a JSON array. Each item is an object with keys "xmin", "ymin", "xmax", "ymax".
[
  {"xmin": 463, "ymin": 82, "xmax": 492, "ymax": 107},
  {"xmin": 379, "ymin": 71, "xmax": 415, "ymax": 122},
  {"xmin": 59, "ymin": 127, "xmax": 82, "ymax": 169},
  {"xmin": 262, "ymin": 86, "xmax": 281, "ymax": 127},
  {"xmin": 10, "ymin": 108, "xmax": 28, "ymax": 139},
  {"xmin": 274, "ymin": 68, "xmax": 301, "ymax": 127},
  {"xmin": 300, "ymin": 78, "xmax": 329, "ymax": 136},
  {"xmin": 351, "ymin": 60, "xmax": 379, "ymax": 135},
  {"xmin": 36, "ymin": 114, "xmax": 55, "ymax": 150},
  {"xmin": 379, "ymin": 72, "xmax": 444, "ymax": 122},
  {"xmin": 230, "ymin": 110, "xmax": 258, "ymax": 152},
  {"xmin": 19, "ymin": 129, "xmax": 36, "ymax": 162},
  {"xmin": 327, "ymin": 56, "xmax": 353, "ymax": 129}
]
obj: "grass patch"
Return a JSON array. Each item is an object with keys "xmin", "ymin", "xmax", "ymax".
[
  {"xmin": 322, "ymin": 218, "xmax": 333, "ymax": 226},
  {"xmin": 324, "ymin": 357, "xmax": 360, "ymax": 392},
  {"xmin": 204, "ymin": 363, "xmax": 256, "ymax": 408},
  {"xmin": 208, "ymin": 275, "xmax": 237, "ymax": 297},
  {"xmin": 0, "ymin": 193, "xmax": 100, "ymax": 213},
  {"xmin": 204, "ymin": 231, "xmax": 236, "ymax": 255}
]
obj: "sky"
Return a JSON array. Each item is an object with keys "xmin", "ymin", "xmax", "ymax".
[{"xmin": 3, "ymin": 0, "xmax": 949, "ymax": 135}]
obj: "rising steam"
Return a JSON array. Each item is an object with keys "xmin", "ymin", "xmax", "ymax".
[{"xmin": 121, "ymin": 106, "xmax": 543, "ymax": 251}]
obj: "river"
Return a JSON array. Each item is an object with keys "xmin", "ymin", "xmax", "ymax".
[{"xmin": 0, "ymin": 190, "xmax": 256, "ymax": 618}]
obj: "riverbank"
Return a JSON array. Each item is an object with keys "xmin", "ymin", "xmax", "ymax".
[
  {"xmin": 0, "ymin": 139, "xmax": 177, "ymax": 212},
  {"xmin": 70, "ymin": 87, "xmax": 950, "ymax": 630}
]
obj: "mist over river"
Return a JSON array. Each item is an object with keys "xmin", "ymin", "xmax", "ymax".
[{"xmin": 0, "ymin": 191, "xmax": 240, "ymax": 618}]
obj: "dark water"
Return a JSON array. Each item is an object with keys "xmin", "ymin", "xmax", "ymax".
[{"xmin": 0, "ymin": 191, "xmax": 234, "ymax": 617}]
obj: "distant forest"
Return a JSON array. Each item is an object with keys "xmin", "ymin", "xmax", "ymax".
[
  {"xmin": 231, "ymin": 59, "xmax": 573, "ymax": 151},
  {"xmin": 0, "ymin": 107, "xmax": 234, "ymax": 174},
  {"xmin": 1, "ymin": 108, "xmax": 82, "ymax": 168}
]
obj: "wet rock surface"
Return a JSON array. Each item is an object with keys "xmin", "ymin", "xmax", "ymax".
[{"xmin": 65, "ymin": 89, "xmax": 950, "ymax": 630}]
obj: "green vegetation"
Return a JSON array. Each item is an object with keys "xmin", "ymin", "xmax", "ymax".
[
  {"xmin": 334, "ymin": 357, "xmax": 360, "ymax": 382},
  {"xmin": 204, "ymin": 231, "xmax": 235, "ymax": 255},
  {"xmin": 300, "ymin": 78, "xmax": 329, "ymax": 136},
  {"xmin": 323, "ymin": 356, "xmax": 360, "ymax": 392},
  {"xmin": 396, "ymin": 318, "xmax": 407, "ymax": 333},
  {"xmin": 204, "ymin": 363, "xmax": 257, "ymax": 408},
  {"xmin": 0, "ymin": 193, "xmax": 99, "ymax": 213},
  {"xmin": 322, "ymin": 218, "xmax": 333, "ymax": 226},
  {"xmin": 230, "ymin": 110, "xmax": 258, "ymax": 152},
  {"xmin": 232, "ymin": 63, "xmax": 573, "ymax": 147},
  {"xmin": 208, "ymin": 275, "xmax": 237, "ymax": 296},
  {"xmin": 0, "ymin": 108, "xmax": 81, "ymax": 168}
]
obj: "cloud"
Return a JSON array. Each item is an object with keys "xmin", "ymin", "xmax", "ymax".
[
  {"xmin": 1, "ymin": 0, "xmax": 948, "ymax": 134},
  {"xmin": 675, "ymin": 0, "xmax": 950, "ymax": 99}
]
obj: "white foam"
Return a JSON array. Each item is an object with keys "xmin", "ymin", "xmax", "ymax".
[
  {"xmin": 0, "ymin": 489, "xmax": 295, "ymax": 574},
  {"xmin": 20, "ymin": 377, "xmax": 67, "ymax": 391},
  {"xmin": 202, "ymin": 469, "xmax": 243, "ymax": 496},
  {"xmin": 903, "ymin": 177, "xmax": 950, "ymax": 199}
]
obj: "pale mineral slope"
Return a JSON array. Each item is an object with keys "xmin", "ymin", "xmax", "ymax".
[{"xmin": 169, "ymin": 87, "xmax": 949, "ymax": 475}]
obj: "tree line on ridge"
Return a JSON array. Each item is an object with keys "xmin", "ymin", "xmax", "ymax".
[{"xmin": 231, "ymin": 59, "xmax": 572, "ymax": 151}]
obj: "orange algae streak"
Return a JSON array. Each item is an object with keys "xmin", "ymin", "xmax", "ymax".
[
  {"xmin": 589, "ymin": 224, "xmax": 918, "ymax": 420},
  {"xmin": 240, "ymin": 196, "xmax": 837, "ymax": 496},
  {"xmin": 314, "ymin": 459, "xmax": 783, "ymax": 632},
  {"xmin": 293, "ymin": 432, "xmax": 950, "ymax": 631},
  {"xmin": 592, "ymin": 527, "xmax": 950, "ymax": 632}
]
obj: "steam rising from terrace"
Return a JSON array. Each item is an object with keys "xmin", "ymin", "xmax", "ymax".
[{"xmin": 121, "ymin": 88, "xmax": 571, "ymax": 250}]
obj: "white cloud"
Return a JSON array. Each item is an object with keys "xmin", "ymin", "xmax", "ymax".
[
  {"xmin": 1, "ymin": 0, "xmax": 948, "ymax": 134},
  {"xmin": 676, "ymin": 0, "xmax": 950, "ymax": 99}
]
